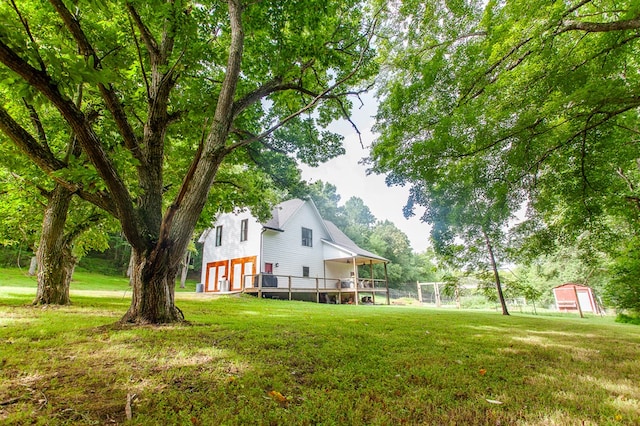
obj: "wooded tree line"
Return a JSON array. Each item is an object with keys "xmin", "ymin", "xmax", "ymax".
[
  {"xmin": 299, "ymin": 180, "xmax": 439, "ymax": 288},
  {"xmin": 1, "ymin": 0, "xmax": 639, "ymax": 322}
]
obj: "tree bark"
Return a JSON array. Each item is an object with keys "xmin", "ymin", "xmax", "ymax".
[
  {"xmin": 33, "ymin": 184, "xmax": 75, "ymax": 305},
  {"xmin": 120, "ymin": 247, "xmax": 183, "ymax": 324},
  {"xmin": 482, "ymin": 230, "xmax": 509, "ymax": 316}
]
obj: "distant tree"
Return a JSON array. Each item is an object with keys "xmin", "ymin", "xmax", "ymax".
[
  {"xmin": 368, "ymin": 220, "xmax": 419, "ymax": 286},
  {"xmin": 344, "ymin": 197, "xmax": 376, "ymax": 228},
  {"xmin": 0, "ymin": 168, "xmax": 40, "ymax": 259},
  {"xmin": 603, "ymin": 241, "xmax": 640, "ymax": 315},
  {"xmin": 302, "ymin": 181, "xmax": 347, "ymax": 229},
  {"xmin": 413, "ymin": 249, "xmax": 441, "ymax": 283},
  {"xmin": 0, "ymin": 161, "xmax": 112, "ymax": 305}
]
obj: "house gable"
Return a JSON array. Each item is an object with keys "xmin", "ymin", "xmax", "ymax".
[{"xmin": 261, "ymin": 199, "xmax": 331, "ymax": 279}]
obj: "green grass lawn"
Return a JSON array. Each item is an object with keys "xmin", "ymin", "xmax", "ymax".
[
  {"xmin": 0, "ymin": 267, "xmax": 199, "ymax": 296},
  {"xmin": 1, "ymin": 269, "xmax": 639, "ymax": 425}
]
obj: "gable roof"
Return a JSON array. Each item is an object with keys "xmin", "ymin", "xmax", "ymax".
[
  {"xmin": 262, "ymin": 198, "xmax": 388, "ymax": 264},
  {"xmin": 262, "ymin": 198, "xmax": 306, "ymax": 231}
]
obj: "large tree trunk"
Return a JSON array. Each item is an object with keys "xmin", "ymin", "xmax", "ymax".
[
  {"xmin": 120, "ymin": 248, "xmax": 184, "ymax": 324},
  {"xmin": 34, "ymin": 185, "xmax": 75, "ymax": 305},
  {"xmin": 483, "ymin": 230, "xmax": 509, "ymax": 316}
]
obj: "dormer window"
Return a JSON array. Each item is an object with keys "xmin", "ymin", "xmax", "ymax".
[{"xmin": 302, "ymin": 227, "xmax": 313, "ymax": 247}]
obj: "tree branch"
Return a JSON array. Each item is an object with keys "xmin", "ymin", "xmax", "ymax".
[
  {"xmin": 232, "ymin": 77, "xmax": 285, "ymax": 118},
  {"xmin": 0, "ymin": 104, "xmax": 65, "ymax": 172},
  {"xmin": 560, "ymin": 15, "xmax": 640, "ymax": 33},
  {"xmin": 128, "ymin": 12, "xmax": 151, "ymax": 100},
  {"xmin": 126, "ymin": 2, "xmax": 160, "ymax": 59},
  {"xmin": 0, "ymin": 105, "xmax": 118, "ymax": 216},
  {"xmin": 0, "ymin": 37, "xmax": 141, "ymax": 247},
  {"xmin": 22, "ymin": 99, "xmax": 49, "ymax": 147},
  {"xmin": 9, "ymin": 0, "xmax": 46, "ymax": 71},
  {"xmin": 226, "ymin": 14, "xmax": 378, "ymax": 153},
  {"xmin": 48, "ymin": 0, "xmax": 143, "ymax": 163}
]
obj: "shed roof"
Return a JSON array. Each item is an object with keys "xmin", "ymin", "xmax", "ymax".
[{"xmin": 553, "ymin": 283, "xmax": 593, "ymax": 290}]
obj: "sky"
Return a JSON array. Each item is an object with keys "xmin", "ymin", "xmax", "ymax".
[{"xmin": 297, "ymin": 99, "xmax": 432, "ymax": 253}]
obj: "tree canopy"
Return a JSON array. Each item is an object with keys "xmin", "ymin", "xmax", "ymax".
[{"xmin": 370, "ymin": 0, "xmax": 640, "ymax": 314}]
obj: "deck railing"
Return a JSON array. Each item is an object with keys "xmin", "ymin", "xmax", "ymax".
[{"xmin": 243, "ymin": 274, "xmax": 389, "ymax": 305}]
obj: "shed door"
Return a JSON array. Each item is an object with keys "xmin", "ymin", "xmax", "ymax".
[{"xmin": 577, "ymin": 291, "xmax": 593, "ymax": 312}]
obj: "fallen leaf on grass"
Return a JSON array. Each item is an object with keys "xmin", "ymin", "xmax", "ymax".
[
  {"xmin": 267, "ymin": 390, "xmax": 289, "ymax": 406},
  {"xmin": 485, "ymin": 399, "xmax": 503, "ymax": 405},
  {"xmin": 479, "ymin": 369, "xmax": 487, "ymax": 376}
]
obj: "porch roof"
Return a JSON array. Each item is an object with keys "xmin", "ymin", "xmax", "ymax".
[{"xmin": 321, "ymin": 220, "xmax": 388, "ymax": 265}]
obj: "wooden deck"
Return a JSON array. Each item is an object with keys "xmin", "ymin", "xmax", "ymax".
[{"xmin": 243, "ymin": 274, "xmax": 390, "ymax": 305}]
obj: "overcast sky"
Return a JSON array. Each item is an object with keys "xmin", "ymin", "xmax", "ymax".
[{"xmin": 298, "ymin": 99, "xmax": 432, "ymax": 253}]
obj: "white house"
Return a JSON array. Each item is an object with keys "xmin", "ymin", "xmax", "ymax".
[{"xmin": 198, "ymin": 198, "xmax": 389, "ymax": 304}]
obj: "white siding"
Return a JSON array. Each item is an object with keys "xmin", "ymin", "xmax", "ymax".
[
  {"xmin": 200, "ymin": 210, "xmax": 262, "ymax": 284},
  {"xmin": 262, "ymin": 202, "xmax": 329, "ymax": 281},
  {"xmin": 323, "ymin": 243, "xmax": 353, "ymax": 262},
  {"xmin": 324, "ymin": 262, "xmax": 352, "ymax": 287}
]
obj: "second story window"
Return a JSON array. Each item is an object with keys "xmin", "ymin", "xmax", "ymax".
[
  {"xmin": 240, "ymin": 219, "xmax": 248, "ymax": 242},
  {"xmin": 215, "ymin": 225, "xmax": 223, "ymax": 247},
  {"xmin": 302, "ymin": 227, "xmax": 312, "ymax": 247}
]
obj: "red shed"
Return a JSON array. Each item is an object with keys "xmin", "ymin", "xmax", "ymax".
[{"xmin": 553, "ymin": 283, "xmax": 601, "ymax": 314}]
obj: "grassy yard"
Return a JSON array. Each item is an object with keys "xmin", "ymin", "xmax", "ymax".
[{"xmin": 1, "ymin": 269, "xmax": 639, "ymax": 425}]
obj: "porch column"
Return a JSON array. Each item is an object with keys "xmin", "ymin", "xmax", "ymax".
[
  {"xmin": 384, "ymin": 262, "xmax": 390, "ymax": 305},
  {"xmin": 353, "ymin": 256, "xmax": 359, "ymax": 305},
  {"xmin": 369, "ymin": 260, "xmax": 375, "ymax": 304}
]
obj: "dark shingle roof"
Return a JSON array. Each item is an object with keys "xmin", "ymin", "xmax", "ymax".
[
  {"xmin": 262, "ymin": 198, "xmax": 305, "ymax": 231},
  {"xmin": 322, "ymin": 220, "xmax": 388, "ymax": 262}
]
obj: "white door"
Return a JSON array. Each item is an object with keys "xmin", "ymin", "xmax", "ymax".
[{"xmin": 577, "ymin": 291, "xmax": 593, "ymax": 312}]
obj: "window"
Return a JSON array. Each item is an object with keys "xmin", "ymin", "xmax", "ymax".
[
  {"xmin": 240, "ymin": 219, "xmax": 248, "ymax": 242},
  {"xmin": 302, "ymin": 266, "xmax": 310, "ymax": 277},
  {"xmin": 302, "ymin": 227, "xmax": 312, "ymax": 247},
  {"xmin": 215, "ymin": 225, "xmax": 223, "ymax": 247}
]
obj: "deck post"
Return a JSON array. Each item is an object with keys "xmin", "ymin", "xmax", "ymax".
[
  {"xmin": 370, "ymin": 261, "xmax": 375, "ymax": 305},
  {"xmin": 315, "ymin": 278, "xmax": 319, "ymax": 303},
  {"xmin": 384, "ymin": 262, "xmax": 390, "ymax": 305},
  {"xmin": 288, "ymin": 276, "xmax": 292, "ymax": 300},
  {"xmin": 258, "ymin": 273, "xmax": 263, "ymax": 298},
  {"xmin": 353, "ymin": 257, "xmax": 359, "ymax": 305}
]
